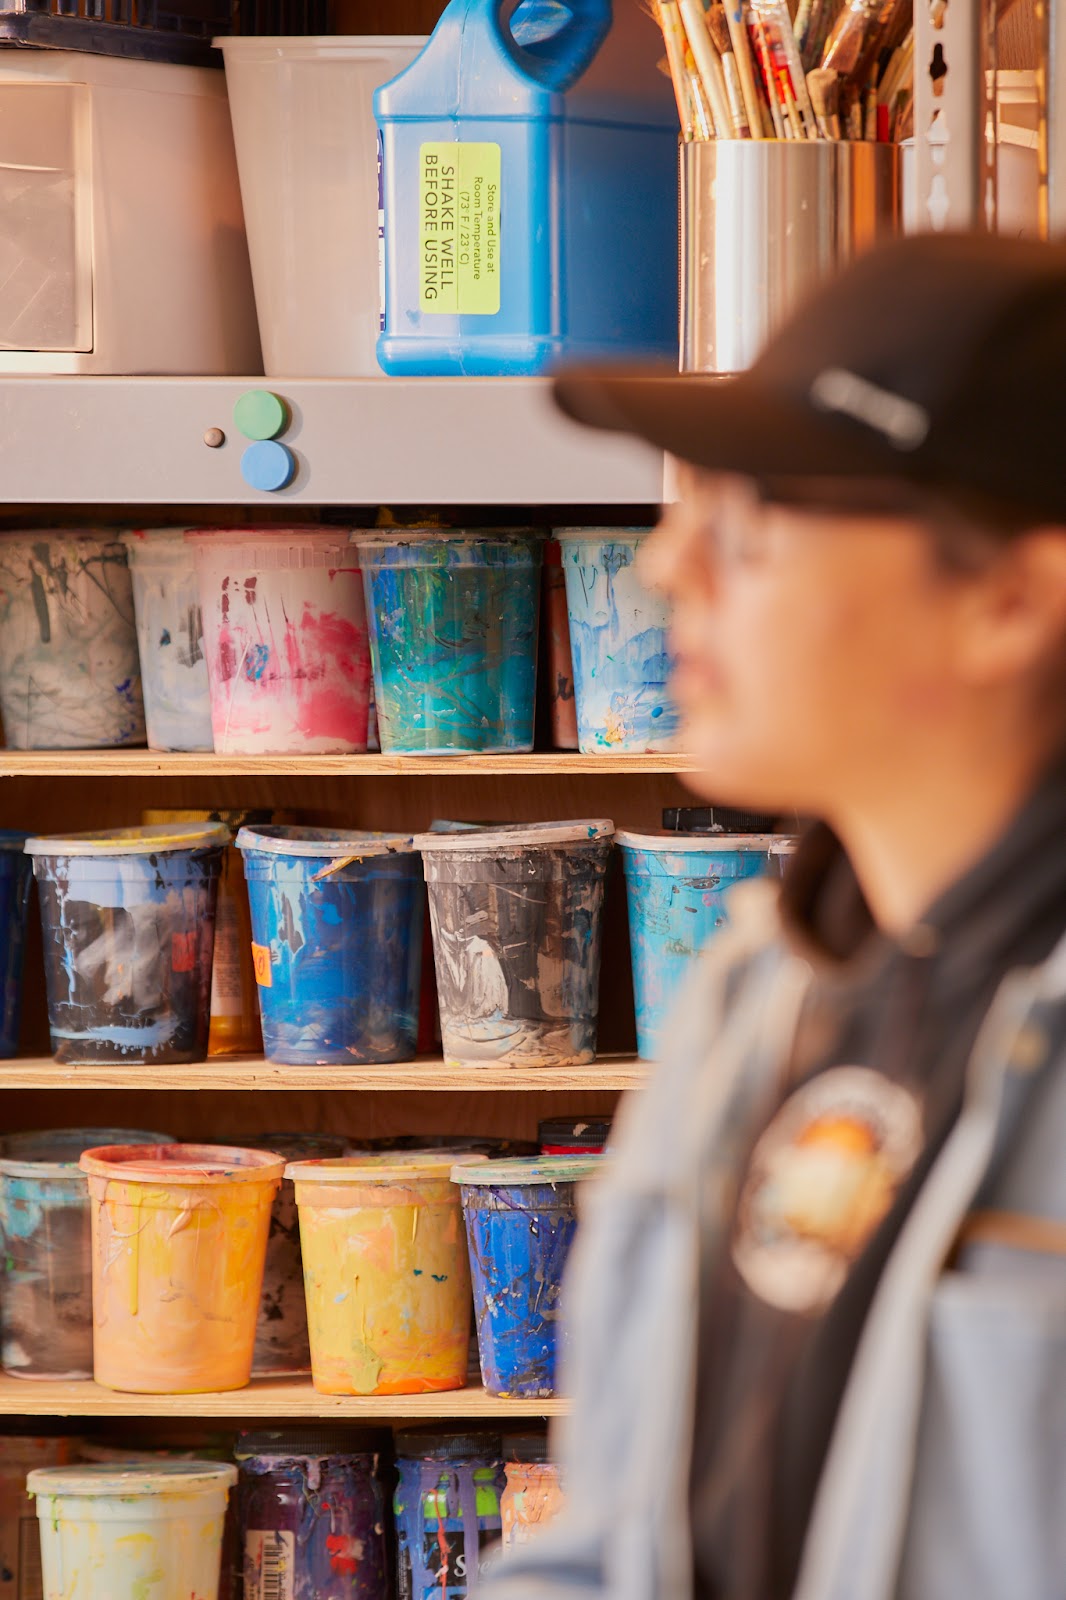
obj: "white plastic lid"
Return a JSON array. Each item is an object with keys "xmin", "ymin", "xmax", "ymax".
[
  {"xmin": 24, "ymin": 823, "xmax": 229, "ymax": 858},
  {"xmin": 236, "ymin": 826, "xmax": 416, "ymax": 860},
  {"xmin": 616, "ymin": 830, "xmax": 795, "ymax": 854},
  {"xmin": 28, "ymin": 1461, "xmax": 237, "ymax": 1498},
  {"xmin": 555, "ymin": 528, "xmax": 654, "ymax": 540},
  {"xmin": 287, "ymin": 1152, "xmax": 487, "ymax": 1185},
  {"xmin": 452, "ymin": 1155, "xmax": 602, "ymax": 1186},
  {"xmin": 418, "ymin": 820, "xmax": 613, "ymax": 852}
]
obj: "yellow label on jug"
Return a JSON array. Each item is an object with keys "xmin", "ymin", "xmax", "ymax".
[
  {"xmin": 252, "ymin": 943, "xmax": 273, "ymax": 988},
  {"xmin": 419, "ymin": 142, "xmax": 501, "ymax": 315}
]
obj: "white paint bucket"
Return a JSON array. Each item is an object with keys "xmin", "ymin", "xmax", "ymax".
[{"xmin": 122, "ymin": 531, "xmax": 213, "ymax": 753}]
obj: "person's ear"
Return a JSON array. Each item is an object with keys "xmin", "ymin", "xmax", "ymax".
[{"xmin": 953, "ymin": 529, "xmax": 1066, "ymax": 688}]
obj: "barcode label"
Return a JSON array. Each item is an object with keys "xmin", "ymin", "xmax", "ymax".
[{"xmin": 245, "ymin": 1530, "xmax": 295, "ymax": 1600}]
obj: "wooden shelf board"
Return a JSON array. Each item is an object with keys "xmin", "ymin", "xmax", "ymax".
[
  {"xmin": 0, "ymin": 1054, "xmax": 646, "ymax": 1092},
  {"xmin": 0, "ymin": 1376, "xmax": 567, "ymax": 1419},
  {"xmin": 0, "ymin": 750, "xmax": 696, "ymax": 778}
]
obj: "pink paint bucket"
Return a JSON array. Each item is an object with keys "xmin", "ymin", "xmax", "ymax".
[{"xmin": 187, "ymin": 530, "xmax": 370, "ymax": 754}]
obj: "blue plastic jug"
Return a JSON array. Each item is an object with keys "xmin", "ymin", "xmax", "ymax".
[{"xmin": 374, "ymin": 0, "xmax": 679, "ymax": 375}]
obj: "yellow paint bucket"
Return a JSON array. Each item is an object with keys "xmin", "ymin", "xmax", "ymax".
[
  {"xmin": 288, "ymin": 1154, "xmax": 484, "ymax": 1396},
  {"xmin": 79, "ymin": 1144, "xmax": 284, "ymax": 1394}
]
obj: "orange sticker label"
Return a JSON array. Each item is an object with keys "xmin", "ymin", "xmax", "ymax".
[
  {"xmin": 252, "ymin": 943, "xmax": 273, "ymax": 988},
  {"xmin": 171, "ymin": 931, "xmax": 197, "ymax": 974}
]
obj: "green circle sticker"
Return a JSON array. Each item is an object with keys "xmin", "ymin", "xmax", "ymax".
[{"xmin": 233, "ymin": 390, "xmax": 288, "ymax": 442}]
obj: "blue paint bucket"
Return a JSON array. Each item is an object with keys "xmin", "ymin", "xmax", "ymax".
[
  {"xmin": 454, "ymin": 1155, "xmax": 600, "ymax": 1398},
  {"xmin": 0, "ymin": 1128, "xmax": 171, "ymax": 1380},
  {"xmin": 556, "ymin": 529, "xmax": 678, "ymax": 754},
  {"xmin": 353, "ymin": 532, "xmax": 542, "ymax": 754},
  {"xmin": 25, "ymin": 824, "xmax": 228, "ymax": 1065},
  {"xmin": 0, "ymin": 832, "xmax": 31, "ymax": 1058},
  {"xmin": 236, "ymin": 826, "xmax": 423, "ymax": 1066},
  {"xmin": 618, "ymin": 831, "xmax": 794, "ymax": 1060},
  {"xmin": 393, "ymin": 1430, "xmax": 504, "ymax": 1600}
]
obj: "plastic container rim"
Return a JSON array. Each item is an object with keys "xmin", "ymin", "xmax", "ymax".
[
  {"xmin": 452, "ymin": 1155, "xmax": 602, "ymax": 1187},
  {"xmin": 79, "ymin": 1143, "xmax": 286, "ymax": 1186},
  {"xmin": 0, "ymin": 1129, "xmax": 171, "ymax": 1182},
  {"xmin": 287, "ymin": 1152, "xmax": 488, "ymax": 1185},
  {"xmin": 236, "ymin": 825, "xmax": 417, "ymax": 860},
  {"xmin": 27, "ymin": 1461, "xmax": 238, "ymax": 1499},
  {"xmin": 418, "ymin": 819, "xmax": 614, "ymax": 852},
  {"xmin": 616, "ymin": 830, "xmax": 797, "ymax": 854},
  {"xmin": 213, "ymin": 33, "xmax": 429, "ymax": 52},
  {"xmin": 24, "ymin": 822, "xmax": 229, "ymax": 858}
]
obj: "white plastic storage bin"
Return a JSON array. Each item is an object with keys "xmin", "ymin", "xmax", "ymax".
[
  {"xmin": 0, "ymin": 52, "xmax": 261, "ymax": 375},
  {"xmin": 217, "ymin": 36, "xmax": 426, "ymax": 377}
]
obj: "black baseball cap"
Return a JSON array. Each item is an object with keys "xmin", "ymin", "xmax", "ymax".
[{"xmin": 553, "ymin": 234, "xmax": 1066, "ymax": 526}]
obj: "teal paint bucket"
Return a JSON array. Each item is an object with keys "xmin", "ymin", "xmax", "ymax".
[
  {"xmin": 354, "ymin": 532, "xmax": 542, "ymax": 754},
  {"xmin": 618, "ymin": 832, "xmax": 794, "ymax": 1060}
]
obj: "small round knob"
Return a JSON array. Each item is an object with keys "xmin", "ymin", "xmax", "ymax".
[
  {"xmin": 203, "ymin": 427, "xmax": 226, "ymax": 449},
  {"xmin": 241, "ymin": 440, "xmax": 296, "ymax": 493},
  {"xmin": 234, "ymin": 390, "xmax": 289, "ymax": 442}
]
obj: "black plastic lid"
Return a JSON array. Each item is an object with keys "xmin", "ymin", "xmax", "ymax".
[
  {"xmin": 395, "ymin": 1428, "xmax": 503, "ymax": 1461},
  {"xmin": 236, "ymin": 1428, "xmax": 386, "ymax": 1460},
  {"xmin": 662, "ymin": 805, "xmax": 778, "ymax": 835},
  {"xmin": 503, "ymin": 1432, "xmax": 550, "ymax": 1463},
  {"xmin": 538, "ymin": 1117, "xmax": 611, "ymax": 1150},
  {"xmin": 351, "ymin": 1135, "xmax": 539, "ymax": 1157}
]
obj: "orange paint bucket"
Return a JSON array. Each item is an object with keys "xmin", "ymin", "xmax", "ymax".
[
  {"xmin": 288, "ymin": 1154, "xmax": 484, "ymax": 1396},
  {"xmin": 79, "ymin": 1144, "xmax": 284, "ymax": 1394}
]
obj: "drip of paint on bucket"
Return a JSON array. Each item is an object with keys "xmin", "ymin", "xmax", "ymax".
[
  {"xmin": 121, "ymin": 531, "xmax": 213, "ymax": 753},
  {"xmin": 455, "ymin": 1155, "xmax": 600, "ymax": 1398},
  {"xmin": 188, "ymin": 529, "xmax": 371, "ymax": 754},
  {"xmin": 26, "ymin": 823, "xmax": 228, "ymax": 1065},
  {"xmin": 0, "ymin": 532, "xmax": 145, "ymax": 751},
  {"xmin": 618, "ymin": 830, "xmax": 795, "ymax": 1060},
  {"xmin": 27, "ymin": 1461, "xmax": 236, "ymax": 1600},
  {"xmin": 556, "ymin": 529, "xmax": 679, "ymax": 754},
  {"xmin": 0, "ymin": 1129, "xmax": 171, "ymax": 1382},
  {"xmin": 393, "ymin": 1432, "xmax": 504, "ymax": 1600},
  {"xmin": 418, "ymin": 821, "xmax": 613, "ymax": 1068},
  {"xmin": 500, "ymin": 1434, "xmax": 565, "ymax": 1550},
  {"xmin": 354, "ymin": 532, "xmax": 542, "ymax": 754},
  {"xmin": 79, "ymin": 1143, "xmax": 284, "ymax": 1394},
  {"xmin": 237, "ymin": 826, "xmax": 424, "ymax": 1066},
  {"xmin": 236, "ymin": 1430, "xmax": 389, "ymax": 1600},
  {"xmin": 287, "ymin": 1154, "xmax": 485, "ymax": 1396}
]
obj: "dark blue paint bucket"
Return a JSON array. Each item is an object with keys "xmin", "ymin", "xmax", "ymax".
[
  {"xmin": 454, "ymin": 1156, "xmax": 601, "ymax": 1399},
  {"xmin": 236, "ymin": 826, "xmax": 423, "ymax": 1066},
  {"xmin": 0, "ymin": 832, "xmax": 31, "ymax": 1058}
]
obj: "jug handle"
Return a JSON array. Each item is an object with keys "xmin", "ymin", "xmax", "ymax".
[{"xmin": 483, "ymin": 0, "xmax": 612, "ymax": 92}]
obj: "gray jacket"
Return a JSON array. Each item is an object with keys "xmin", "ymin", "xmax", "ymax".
[{"xmin": 487, "ymin": 879, "xmax": 1066, "ymax": 1600}]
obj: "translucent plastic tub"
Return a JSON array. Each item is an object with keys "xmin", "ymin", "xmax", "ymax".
[
  {"xmin": 217, "ymin": 37, "xmax": 427, "ymax": 377},
  {"xmin": 122, "ymin": 530, "xmax": 213, "ymax": 753}
]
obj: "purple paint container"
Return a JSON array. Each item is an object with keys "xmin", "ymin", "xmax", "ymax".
[{"xmin": 236, "ymin": 1429, "xmax": 389, "ymax": 1600}]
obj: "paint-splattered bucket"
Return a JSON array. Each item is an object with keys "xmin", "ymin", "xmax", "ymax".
[
  {"xmin": 0, "ymin": 1433, "xmax": 80, "ymax": 1600},
  {"xmin": 79, "ymin": 1144, "xmax": 284, "ymax": 1394},
  {"xmin": 418, "ymin": 821, "xmax": 614, "ymax": 1067},
  {"xmin": 455, "ymin": 1156, "xmax": 599, "ymax": 1398},
  {"xmin": 353, "ymin": 532, "xmax": 542, "ymax": 754},
  {"xmin": 556, "ymin": 529, "xmax": 678, "ymax": 754},
  {"xmin": 393, "ymin": 1431, "xmax": 504, "ymax": 1600},
  {"xmin": 0, "ymin": 833, "xmax": 32, "ymax": 1059},
  {"xmin": 26, "ymin": 823, "xmax": 228, "ymax": 1065},
  {"xmin": 500, "ymin": 1434, "xmax": 565, "ymax": 1549},
  {"xmin": 0, "ymin": 531, "xmax": 145, "ymax": 751},
  {"xmin": 236, "ymin": 826, "xmax": 424, "ymax": 1066},
  {"xmin": 28, "ymin": 1462, "xmax": 237, "ymax": 1600},
  {"xmin": 288, "ymin": 1154, "xmax": 484, "ymax": 1396},
  {"xmin": 236, "ymin": 1429, "xmax": 389, "ymax": 1600},
  {"xmin": 188, "ymin": 529, "xmax": 370, "ymax": 754},
  {"xmin": 0, "ymin": 1129, "xmax": 171, "ymax": 1382},
  {"xmin": 244, "ymin": 1133, "xmax": 349, "ymax": 1377},
  {"xmin": 618, "ymin": 831, "xmax": 794, "ymax": 1060},
  {"xmin": 121, "ymin": 531, "xmax": 213, "ymax": 753},
  {"xmin": 543, "ymin": 540, "xmax": 577, "ymax": 751}
]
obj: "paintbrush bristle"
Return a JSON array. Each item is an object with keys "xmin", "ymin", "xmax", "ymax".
[{"xmin": 707, "ymin": 4, "xmax": 733, "ymax": 54}]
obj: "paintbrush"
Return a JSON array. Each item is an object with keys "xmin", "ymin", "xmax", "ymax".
[
  {"xmin": 751, "ymin": 13, "xmax": 788, "ymax": 136},
  {"xmin": 708, "ymin": 4, "xmax": 752, "ymax": 135},
  {"xmin": 725, "ymin": 0, "xmax": 768, "ymax": 137},
  {"xmin": 752, "ymin": 0, "xmax": 820, "ymax": 136},
  {"xmin": 656, "ymin": 0, "xmax": 700, "ymax": 138},
  {"xmin": 680, "ymin": 0, "xmax": 734, "ymax": 140},
  {"xmin": 685, "ymin": 43, "xmax": 718, "ymax": 137},
  {"xmin": 806, "ymin": 66, "xmax": 841, "ymax": 136}
]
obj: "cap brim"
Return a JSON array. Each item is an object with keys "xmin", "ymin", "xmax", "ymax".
[{"xmin": 552, "ymin": 367, "xmax": 900, "ymax": 482}]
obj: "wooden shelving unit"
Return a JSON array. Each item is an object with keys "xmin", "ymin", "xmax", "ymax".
[
  {"xmin": 0, "ymin": 1376, "xmax": 567, "ymax": 1421},
  {"xmin": 0, "ymin": 1055, "xmax": 648, "ymax": 1092},
  {"xmin": 0, "ymin": 750, "xmax": 694, "ymax": 778}
]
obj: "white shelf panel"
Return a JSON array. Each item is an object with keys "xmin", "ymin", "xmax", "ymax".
[
  {"xmin": 0, "ymin": 1054, "xmax": 645, "ymax": 1091},
  {"xmin": 0, "ymin": 377, "xmax": 664, "ymax": 506}
]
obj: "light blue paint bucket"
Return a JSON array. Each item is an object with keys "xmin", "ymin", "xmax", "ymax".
[
  {"xmin": 0, "ymin": 831, "xmax": 31, "ymax": 1058},
  {"xmin": 25, "ymin": 823, "xmax": 228, "ymax": 1065},
  {"xmin": 236, "ymin": 826, "xmax": 424, "ymax": 1066},
  {"xmin": 0, "ymin": 1128, "xmax": 171, "ymax": 1380},
  {"xmin": 353, "ymin": 532, "xmax": 542, "ymax": 754},
  {"xmin": 556, "ymin": 529, "xmax": 678, "ymax": 754},
  {"xmin": 618, "ymin": 831, "xmax": 794, "ymax": 1060},
  {"xmin": 121, "ymin": 530, "xmax": 213, "ymax": 753}
]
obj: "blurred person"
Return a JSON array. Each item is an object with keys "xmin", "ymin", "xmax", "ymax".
[{"xmin": 484, "ymin": 234, "xmax": 1066, "ymax": 1600}]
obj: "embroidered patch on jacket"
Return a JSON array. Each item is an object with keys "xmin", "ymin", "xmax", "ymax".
[{"xmin": 731, "ymin": 1066, "xmax": 924, "ymax": 1314}]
